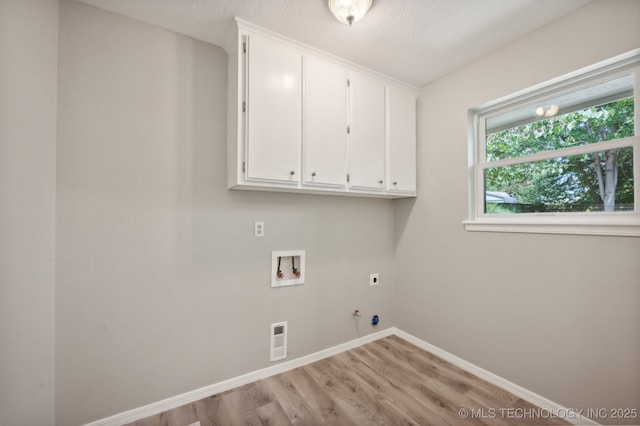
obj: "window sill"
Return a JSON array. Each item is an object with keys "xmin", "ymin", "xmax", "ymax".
[{"xmin": 463, "ymin": 215, "xmax": 640, "ymax": 237}]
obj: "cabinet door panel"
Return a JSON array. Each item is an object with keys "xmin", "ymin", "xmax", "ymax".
[
  {"xmin": 349, "ymin": 72, "xmax": 385, "ymax": 191},
  {"xmin": 246, "ymin": 34, "xmax": 301, "ymax": 184},
  {"xmin": 388, "ymin": 85, "xmax": 417, "ymax": 193},
  {"xmin": 304, "ymin": 56, "xmax": 347, "ymax": 187}
]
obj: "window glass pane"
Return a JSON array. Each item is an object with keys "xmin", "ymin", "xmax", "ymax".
[
  {"xmin": 485, "ymin": 75, "xmax": 635, "ymax": 162},
  {"xmin": 484, "ymin": 147, "xmax": 634, "ymax": 214}
]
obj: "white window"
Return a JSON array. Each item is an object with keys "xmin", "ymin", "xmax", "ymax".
[{"xmin": 465, "ymin": 50, "xmax": 640, "ymax": 236}]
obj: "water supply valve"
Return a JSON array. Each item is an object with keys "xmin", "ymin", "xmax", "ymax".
[
  {"xmin": 292, "ymin": 256, "xmax": 300, "ymax": 278},
  {"xmin": 277, "ymin": 257, "xmax": 284, "ymax": 279},
  {"xmin": 372, "ymin": 314, "xmax": 379, "ymax": 326}
]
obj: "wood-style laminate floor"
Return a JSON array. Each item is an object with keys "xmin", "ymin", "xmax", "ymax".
[{"xmin": 126, "ymin": 335, "xmax": 570, "ymax": 425}]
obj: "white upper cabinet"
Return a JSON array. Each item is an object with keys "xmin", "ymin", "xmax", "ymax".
[
  {"xmin": 227, "ymin": 20, "xmax": 416, "ymax": 198},
  {"xmin": 245, "ymin": 33, "xmax": 301, "ymax": 184},
  {"xmin": 349, "ymin": 71, "xmax": 386, "ymax": 191},
  {"xmin": 387, "ymin": 85, "xmax": 417, "ymax": 194},
  {"xmin": 303, "ymin": 55, "xmax": 348, "ymax": 188}
]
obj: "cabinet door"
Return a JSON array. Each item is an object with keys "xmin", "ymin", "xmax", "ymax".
[
  {"xmin": 303, "ymin": 55, "xmax": 347, "ymax": 188},
  {"xmin": 349, "ymin": 72, "xmax": 386, "ymax": 191},
  {"xmin": 387, "ymin": 85, "xmax": 417, "ymax": 193},
  {"xmin": 245, "ymin": 34, "xmax": 302, "ymax": 184}
]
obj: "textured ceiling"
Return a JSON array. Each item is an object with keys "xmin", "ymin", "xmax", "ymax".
[{"xmin": 77, "ymin": 0, "xmax": 592, "ymax": 88}]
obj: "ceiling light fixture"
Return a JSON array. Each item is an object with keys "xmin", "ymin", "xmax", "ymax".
[{"xmin": 328, "ymin": 0, "xmax": 372, "ymax": 26}]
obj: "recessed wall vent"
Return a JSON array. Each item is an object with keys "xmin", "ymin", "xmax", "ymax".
[{"xmin": 270, "ymin": 321, "xmax": 288, "ymax": 362}]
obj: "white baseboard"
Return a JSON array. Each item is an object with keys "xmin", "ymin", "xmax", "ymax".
[
  {"xmin": 85, "ymin": 327, "xmax": 597, "ymax": 426},
  {"xmin": 84, "ymin": 327, "xmax": 395, "ymax": 426},
  {"xmin": 393, "ymin": 329, "xmax": 599, "ymax": 426}
]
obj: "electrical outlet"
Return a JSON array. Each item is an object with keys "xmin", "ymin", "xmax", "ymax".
[
  {"xmin": 254, "ymin": 221, "xmax": 264, "ymax": 237},
  {"xmin": 369, "ymin": 273, "xmax": 379, "ymax": 286}
]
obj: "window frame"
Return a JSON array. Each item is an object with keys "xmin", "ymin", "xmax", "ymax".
[{"xmin": 464, "ymin": 49, "xmax": 640, "ymax": 237}]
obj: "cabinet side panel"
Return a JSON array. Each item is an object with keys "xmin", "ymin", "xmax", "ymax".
[{"xmin": 227, "ymin": 34, "xmax": 240, "ymax": 188}]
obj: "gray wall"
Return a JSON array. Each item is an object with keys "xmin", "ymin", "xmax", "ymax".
[
  {"xmin": 55, "ymin": 1, "xmax": 394, "ymax": 424},
  {"xmin": 394, "ymin": 0, "xmax": 640, "ymax": 424},
  {"xmin": 0, "ymin": 1, "xmax": 58, "ymax": 425}
]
